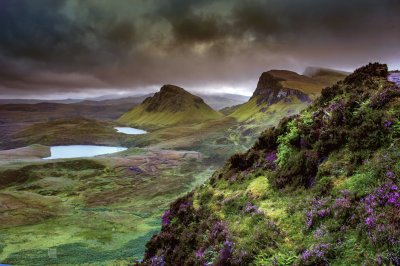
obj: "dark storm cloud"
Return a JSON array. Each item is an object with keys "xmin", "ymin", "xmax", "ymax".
[
  {"xmin": 0, "ymin": 0, "xmax": 136, "ymax": 66},
  {"xmin": 0, "ymin": 0, "xmax": 399, "ymax": 98},
  {"xmin": 231, "ymin": 0, "xmax": 400, "ymax": 39},
  {"xmin": 154, "ymin": 0, "xmax": 228, "ymax": 43}
]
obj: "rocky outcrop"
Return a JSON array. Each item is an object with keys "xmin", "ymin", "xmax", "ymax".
[{"xmin": 250, "ymin": 72, "xmax": 311, "ymax": 106}]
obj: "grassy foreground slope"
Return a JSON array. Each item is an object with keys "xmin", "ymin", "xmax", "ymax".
[
  {"xmin": 142, "ymin": 63, "xmax": 400, "ymax": 265},
  {"xmin": 118, "ymin": 85, "xmax": 222, "ymax": 130}
]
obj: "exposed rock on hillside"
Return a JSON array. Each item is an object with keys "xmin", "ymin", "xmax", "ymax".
[{"xmin": 251, "ymin": 71, "xmax": 311, "ymax": 106}]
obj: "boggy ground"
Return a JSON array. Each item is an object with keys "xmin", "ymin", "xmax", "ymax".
[{"xmin": 0, "ymin": 148, "xmax": 210, "ymax": 265}]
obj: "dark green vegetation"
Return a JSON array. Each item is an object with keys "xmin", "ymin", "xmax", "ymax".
[
  {"xmin": 142, "ymin": 63, "xmax": 400, "ymax": 265},
  {"xmin": 118, "ymin": 85, "xmax": 222, "ymax": 130},
  {"xmin": 0, "ymin": 149, "xmax": 210, "ymax": 265}
]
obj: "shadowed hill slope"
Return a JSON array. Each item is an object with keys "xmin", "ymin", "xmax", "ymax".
[
  {"xmin": 142, "ymin": 63, "xmax": 400, "ymax": 265},
  {"xmin": 118, "ymin": 85, "xmax": 222, "ymax": 130}
]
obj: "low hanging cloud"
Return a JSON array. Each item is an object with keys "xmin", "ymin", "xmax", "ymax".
[{"xmin": 0, "ymin": 0, "xmax": 399, "ymax": 98}]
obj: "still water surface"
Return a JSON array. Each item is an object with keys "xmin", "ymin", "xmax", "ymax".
[{"xmin": 43, "ymin": 145, "xmax": 127, "ymax": 159}]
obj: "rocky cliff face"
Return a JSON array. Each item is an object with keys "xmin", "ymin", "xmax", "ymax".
[{"xmin": 251, "ymin": 72, "xmax": 311, "ymax": 106}]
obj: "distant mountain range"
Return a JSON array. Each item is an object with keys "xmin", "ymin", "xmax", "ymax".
[
  {"xmin": 0, "ymin": 92, "xmax": 249, "ymax": 110},
  {"xmin": 0, "ymin": 67, "xmax": 347, "ymax": 149}
]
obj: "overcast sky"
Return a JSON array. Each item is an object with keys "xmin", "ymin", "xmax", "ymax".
[{"xmin": 0, "ymin": 0, "xmax": 399, "ymax": 99}]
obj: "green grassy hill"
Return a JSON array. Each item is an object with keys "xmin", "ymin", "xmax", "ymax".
[
  {"xmin": 118, "ymin": 85, "xmax": 222, "ymax": 130},
  {"xmin": 142, "ymin": 63, "xmax": 400, "ymax": 265}
]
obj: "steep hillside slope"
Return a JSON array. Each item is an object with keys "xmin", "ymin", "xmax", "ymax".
[
  {"xmin": 118, "ymin": 85, "xmax": 222, "ymax": 130},
  {"xmin": 142, "ymin": 63, "xmax": 400, "ymax": 265}
]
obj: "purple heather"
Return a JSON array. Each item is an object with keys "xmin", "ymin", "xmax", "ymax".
[
  {"xmin": 386, "ymin": 171, "xmax": 396, "ymax": 179},
  {"xmin": 162, "ymin": 210, "xmax": 171, "ymax": 226}
]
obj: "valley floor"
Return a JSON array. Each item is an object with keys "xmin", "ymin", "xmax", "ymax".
[{"xmin": 0, "ymin": 148, "xmax": 211, "ymax": 265}]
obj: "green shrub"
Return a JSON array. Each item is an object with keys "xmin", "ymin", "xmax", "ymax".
[
  {"xmin": 338, "ymin": 171, "xmax": 377, "ymax": 197},
  {"xmin": 253, "ymin": 127, "xmax": 279, "ymax": 151},
  {"xmin": 274, "ymin": 150, "xmax": 319, "ymax": 188},
  {"xmin": 277, "ymin": 120, "xmax": 299, "ymax": 167},
  {"xmin": 255, "ymin": 251, "xmax": 298, "ymax": 266}
]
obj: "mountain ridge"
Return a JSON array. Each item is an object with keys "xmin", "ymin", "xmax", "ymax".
[{"xmin": 118, "ymin": 85, "xmax": 222, "ymax": 129}]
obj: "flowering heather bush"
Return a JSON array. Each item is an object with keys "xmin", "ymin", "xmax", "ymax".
[
  {"xmin": 305, "ymin": 198, "xmax": 331, "ymax": 229},
  {"xmin": 363, "ymin": 181, "xmax": 400, "ymax": 212},
  {"xmin": 264, "ymin": 150, "xmax": 277, "ymax": 170},
  {"xmin": 217, "ymin": 240, "xmax": 234, "ymax": 265},
  {"xmin": 328, "ymin": 101, "xmax": 345, "ymax": 113},
  {"xmin": 370, "ymin": 86, "xmax": 400, "ymax": 109},
  {"xmin": 150, "ymin": 255, "xmax": 165, "ymax": 266},
  {"xmin": 195, "ymin": 248, "xmax": 205, "ymax": 259},
  {"xmin": 313, "ymin": 226, "xmax": 327, "ymax": 239},
  {"xmin": 334, "ymin": 197, "xmax": 351, "ymax": 209},
  {"xmin": 332, "ymin": 190, "xmax": 354, "ymax": 220},
  {"xmin": 211, "ymin": 221, "xmax": 229, "ymax": 242},
  {"xmin": 178, "ymin": 201, "xmax": 191, "ymax": 213},
  {"xmin": 384, "ymin": 120, "xmax": 393, "ymax": 127},
  {"xmin": 244, "ymin": 202, "xmax": 263, "ymax": 216},
  {"xmin": 161, "ymin": 210, "xmax": 171, "ymax": 226},
  {"xmin": 300, "ymin": 243, "xmax": 332, "ymax": 265},
  {"xmin": 358, "ymin": 174, "xmax": 400, "ymax": 264},
  {"xmin": 386, "ymin": 171, "xmax": 396, "ymax": 179}
]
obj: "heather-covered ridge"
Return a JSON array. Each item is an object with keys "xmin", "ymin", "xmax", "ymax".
[{"xmin": 142, "ymin": 63, "xmax": 400, "ymax": 265}]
